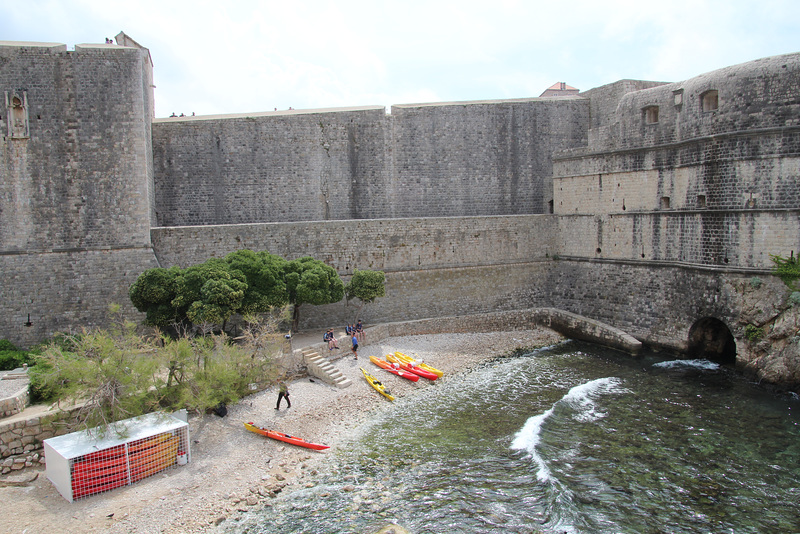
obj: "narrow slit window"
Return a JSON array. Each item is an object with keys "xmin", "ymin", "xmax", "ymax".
[
  {"xmin": 660, "ymin": 196, "xmax": 671, "ymax": 209},
  {"xmin": 697, "ymin": 194, "xmax": 706, "ymax": 208}
]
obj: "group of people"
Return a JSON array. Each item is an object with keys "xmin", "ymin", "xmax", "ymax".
[
  {"xmin": 278, "ymin": 320, "xmax": 367, "ymax": 409},
  {"xmin": 323, "ymin": 320, "xmax": 365, "ymax": 357}
]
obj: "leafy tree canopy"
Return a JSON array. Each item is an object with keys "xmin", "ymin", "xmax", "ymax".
[
  {"xmin": 129, "ymin": 251, "xmax": 345, "ymax": 333},
  {"xmin": 174, "ymin": 259, "xmax": 248, "ymax": 327},
  {"xmin": 225, "ymin": 249, "xmax": 288, "ymax": 314},
  {"xmin": 128, "ymin": 266, "xmax": 183, "ymax": 327},
  {"xmin": 344, "ymin": 269, "xmax": 386, "ymax": 322},
  {"xmin": 284, "ymin": 256, "xmax": 345, "ymax": 330},
  {"xmin": 345, "ymin": 269, "xmax": 386, "ymax": 304}
]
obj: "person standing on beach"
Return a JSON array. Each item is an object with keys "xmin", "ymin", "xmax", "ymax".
[
  {"xmin": 351, "ymin": 332, "xmax": 359, "ymax": 360},
  {"xmin": 275, "ymin": 380, "xmax": 291, "ymax": 410}
]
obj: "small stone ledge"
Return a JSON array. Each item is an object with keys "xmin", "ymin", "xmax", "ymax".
[{"xmin": 382, "ymin": 308, "xmax": 642, "ymax": 354}]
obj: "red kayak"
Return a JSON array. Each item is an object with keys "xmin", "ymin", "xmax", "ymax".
[
  {"xmin": 370, "ymin": 356, "xmax": 420, "ymax": 381},
  {"xmin": 244, "ymin": 422, "xmax": 330, "ymax": 451},
  {"xmin": 386, "ymin": 354, "xmax": 438, "ymax": 380}
]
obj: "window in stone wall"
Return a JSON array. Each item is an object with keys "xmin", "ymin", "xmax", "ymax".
[
  {"xmin": 697, "ymin": 194, "xmax": 706, "ymax": 208},
  {"xmin": 644, "ymin": 106, "xmax": 659, "ymax": 124},
  {"xmin": 701, "ymin": 90, "xmax": 719, "ymax": 112},
  {"xmin": 5, "ymin": 91, "xmax": 29, "ymax": 139},
  {"xmin": 660, "ymin": 196, "xmax": 671, "ymax": 209}
]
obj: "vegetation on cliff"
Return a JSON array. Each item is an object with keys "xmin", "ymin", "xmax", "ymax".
[
  {"xmin": 733, "ymin": 254, "xmax": 800, "ymax": 392},
  {"xmin": 28, "ymin": 306, "xmax": 283, "ymax": 432}
]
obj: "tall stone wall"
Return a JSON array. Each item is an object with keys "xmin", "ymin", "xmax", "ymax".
[
  {"xmin": 0, "ymin": 41, "xmax": 158, "ymax": 347},
  {"xmin": 152, "ymin": 107, "xmax": 390, "ymax": 226},
  {"xmin": 2, "ymin": 34, "xmax": 799, "ymax": 391},
  {"xmin": 553, "ymin": 53, "xmax": 800, "ymax": 271},
  {"xmin": 387, "ymin": 98, "xmax": 588, "ymax": 217},
  {"xmin": 151, "ymin": 98, "xmax": 589, "ymax": 226},
  {"xmin": 555, "ymin": 211, "xmax": 800, "ymax": 269}
]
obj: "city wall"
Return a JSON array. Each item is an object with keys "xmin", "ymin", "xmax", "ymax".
[
  {"xmin": 0, "ymin": 40, "xmax": 158, "ymax": 346},
  {"xmin": 151, "ymin": 98, "xmax": 589, "ymax": 225},
  {"xmin": 150, "ymin": 215, "xmax": 558, "ymax": 329}
]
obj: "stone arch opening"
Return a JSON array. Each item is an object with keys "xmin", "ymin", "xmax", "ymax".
[{"xmin": 687, "ymin": 317, "xmax": 736, "ymax": 365}]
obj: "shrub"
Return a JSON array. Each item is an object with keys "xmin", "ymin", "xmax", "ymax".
[
  {"xmin": 0, "ymin": 339, "xmax": 18, "ymax": 351},
  {"xmin": 790, "ymin": 292, "xmax": 800, "ymax": 307},
  {"xmin": 27, "ymin": 315, "xmax": 282, "ymax": 431},
  {"xmin": 0, "ymin": 350, "xmax": 34, "ymax": 371},
  {"xmin": 744, "ymin": 324, "xmax": 765, "ymax": 342},
  {"xmin": 750, "ymin": 276, "xmax": 763, "ymax": 288},
  {"xmin": 771, "ymin": 253, "xmax": 800, "ymax": 290}
]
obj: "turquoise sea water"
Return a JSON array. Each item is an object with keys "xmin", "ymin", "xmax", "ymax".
[{"xmin": 226, "ymin": 341, "xmax": 800, "ymax": 534}]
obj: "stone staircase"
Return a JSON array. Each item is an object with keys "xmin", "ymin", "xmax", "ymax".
[{"xmin": 302, "ymin": 349, "xmax": 352, "ymax": 388}]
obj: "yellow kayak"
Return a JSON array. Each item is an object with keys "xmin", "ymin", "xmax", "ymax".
[
  {"xmin": 394, "ymin": 352, "xmax": 443, "ymax": 377},
  {"xmin": 361, "ymin": 367, "xmax": 394, "ymax": 401}
]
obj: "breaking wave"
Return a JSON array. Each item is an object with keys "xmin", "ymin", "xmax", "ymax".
[{"xmin": 510, "ymin": 377, "xmax": 628, "ymax": 482}]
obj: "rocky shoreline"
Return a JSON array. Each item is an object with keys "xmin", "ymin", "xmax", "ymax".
[{"xmin": 0, "ymin": 329, "xmax": 563, "ymax": 534}]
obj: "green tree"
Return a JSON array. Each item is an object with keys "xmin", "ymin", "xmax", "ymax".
[
  {"xmin": 128, "ymin": 266, "xmax": 183, "ymax": 327},
  {"xmin": 284, "ymin": 256, "xmax": 345, "ymax": 331},
  {"xmin": 345, "ymin": 269, "xmax": 386, "ymax": 321},
  {"xmin": 225, "ymin": 249, "xmax": 289, "ymax": 314},
  {"xmin": 30, "ymin": 316, "xmax": 161, "ymax": 431},
  {"xmin": 173, "ymin": 259, "xmax": 247, "ymax": 330}
]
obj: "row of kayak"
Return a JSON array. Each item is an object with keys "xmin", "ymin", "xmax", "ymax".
[
  {"xmin": 362, "ymin": 352, "xmax": 443, "ymax": 402},
  {"xmin": 371, "ymin": 352, "xmax": 442, "ymax": 382},
  {"xmin": 244, "ymin": 353, "xmax": 442, "ymax": 451}
]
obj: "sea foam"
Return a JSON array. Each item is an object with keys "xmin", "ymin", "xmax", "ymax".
[{"xmin": 510, "ymin": 377, "xmax": 627, "ymax": 482}]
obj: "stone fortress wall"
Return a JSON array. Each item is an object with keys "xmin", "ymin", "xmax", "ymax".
[
  {"xmin": 549, "ymin": 53, "xmax": 800, "ymax": 353},
  {"xmin": 2, "ymin": 35, "xmax": 799, "ymax": 386},
  {"xmin": 151, "ymin": 98, "xmax": 589, "ymax": 225},
  {"xmin": 0, "ymin": 39, "xmax": 160, "ymax": 345}
]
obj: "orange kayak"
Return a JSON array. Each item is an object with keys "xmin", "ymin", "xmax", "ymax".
[{"xmin": 244, "ymin": 422, "xmax": 330, "ymax": 451}]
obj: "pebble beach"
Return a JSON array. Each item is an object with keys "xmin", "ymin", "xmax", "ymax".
[{"xmin": 0, "ymin": 328, "xmax": 563, "ymax": 534}]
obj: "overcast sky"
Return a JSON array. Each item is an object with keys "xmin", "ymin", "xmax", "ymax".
[{"xmin": 4, "ymin": 0, "xmax": 799, "ymax": 118}]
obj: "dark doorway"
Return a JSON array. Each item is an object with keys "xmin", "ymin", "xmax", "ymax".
[{"xmin": 687, "ymin": 317, "xmax": 737, "ymax": 365}]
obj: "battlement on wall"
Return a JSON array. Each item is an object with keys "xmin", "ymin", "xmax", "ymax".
[{"xmin": 0, "ymin": 40, "xmax": 145, "ymax": 55}]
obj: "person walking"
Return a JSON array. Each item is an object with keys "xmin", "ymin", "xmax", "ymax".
[{"xmin": 275, "ymin": 380, "xmax": 291, "ymax": 410}]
